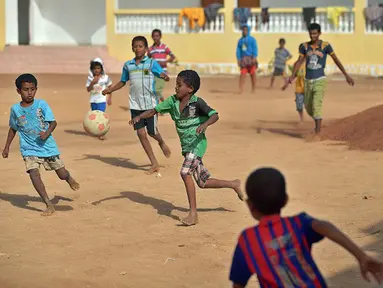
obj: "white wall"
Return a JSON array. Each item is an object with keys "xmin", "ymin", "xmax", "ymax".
[
  {"xmin": 260, "ymin": 0, "xmax": 354, "ymax": 7},
  {"xmin": 29, "ymin": 0, "xmax": 106, "ymax": 45},
  {"xmin": 5, "ymin": 0, "xmax": 19, "ymax": 45},
  {"xmin": 117, "ymin": 0, "xmax": 200, "ymax": 9}
]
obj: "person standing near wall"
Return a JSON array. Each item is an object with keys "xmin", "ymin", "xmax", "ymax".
[
  {"xmin": 148, "ymin": 29, "xmax": 176, "ymax": 104},
  {"xmin": 236, "ymin": 25, "xmax": 258, "ymax": 94}
]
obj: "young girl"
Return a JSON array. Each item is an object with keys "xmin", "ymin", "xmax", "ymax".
[
  {"xmin": 148, "ymin": 29, "xmax": 176, "ymax": 103},
  {"xmin": 86, "ymin": 58, "xmax": 112, "ymax": 140}
]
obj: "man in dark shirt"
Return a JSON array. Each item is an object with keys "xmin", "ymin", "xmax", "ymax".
[{"xmin": 288, "ymin": 23, "xmax": 354, "ymax": 136}]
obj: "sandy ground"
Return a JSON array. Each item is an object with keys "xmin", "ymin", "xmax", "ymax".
[{"xmin": 1, "ymin": 74, "xmax": 383, "ymax": 288}]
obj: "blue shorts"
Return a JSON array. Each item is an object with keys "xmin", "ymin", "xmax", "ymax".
[{"xmin": 91, "ymin": 102, "xmax": 106, "ymax": 112}]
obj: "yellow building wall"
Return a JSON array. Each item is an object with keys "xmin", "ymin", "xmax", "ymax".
[
  {"xmin": 107, "ymin": 0, "xmax": 383, "ymax": 72},
  {"xmin": 0, "ymin": 0, "xmax": 5, "ymax": 51}
]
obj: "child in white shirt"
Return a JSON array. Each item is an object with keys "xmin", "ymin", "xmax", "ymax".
[
  {"xmin": 86, "ymin": 58, "xmax": 112, "ymax": 112},
  {"xmin": 86, "ymin": 58, "xmax": 112, "ymax": 140}
]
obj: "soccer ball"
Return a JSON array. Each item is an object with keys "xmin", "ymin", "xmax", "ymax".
[{"xmin": 83, "ymin": 110, "xmax": 110, "ymax": 137}]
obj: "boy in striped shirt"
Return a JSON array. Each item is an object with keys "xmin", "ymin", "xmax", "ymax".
[
  {"xmin": 148, "ymin": 29, "xmax": 176, "ymax": 103},
  {"xmin": 103, "ymin": 36, "xmax": 171, "ymax": 174},
  {"xmin": 230, "ymin": 167, "xmax": 383, "ymax": 287}
]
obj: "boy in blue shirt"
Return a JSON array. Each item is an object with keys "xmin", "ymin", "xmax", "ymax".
[
  {"xmin": 2, "ymin": 74, "xmax": 79, "ymax": 216},
  {"xmin": 103, "ymin": 36, "xmax": 171, "ymax": 175},
  {"xmin": 236, "ymin": 25, "xmax": 258, "ymax": 94}
]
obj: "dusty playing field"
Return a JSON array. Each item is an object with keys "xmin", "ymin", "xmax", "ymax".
[{"xmin": 1, "ymin": 74, "xmax": 383, "ymax": 288}]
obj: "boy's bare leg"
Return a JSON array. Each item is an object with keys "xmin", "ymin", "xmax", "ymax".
[
  {"xmin": 149, "ymin": 132, "xmax": 171, "ymax": 158},
  {"xmin": 137, "ymin": 128, "xmax": 160, "ymax": 174},
  {"xmin": 55, "ymin": 167, "xmax": 80, "ymax": 191},
  {"xmin": 298, "ymin": 111, "xmax": 304, "ymax": 122},
  {"xmin": 250, "ymin": 74, "xmax": 256, "ymax": 93},
  {"xmin": 239, "ymin": 74, "xmax": 246, "ymax": 94},
  {"xmin": 204, "ymin": 178, "xmax": 245, "ymax": 201},
  {"xmin": 28, "ymin": 169, "xmax": 55, "ymax": 216},
  {"xmin": 315, "ymin": 119, "xmax": 322, "ymax": 134},
  {"xmin": 270, "ymin": 75, "xmax": 275, "ymax": 88},
  {"xmin": 180, "ymin": 174, "xmax": 198, "ymax": 226}
]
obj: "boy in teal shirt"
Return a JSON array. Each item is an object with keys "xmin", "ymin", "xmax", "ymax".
[{"xmin": 130, "ymin": 70, "xmax": 244, "ymax": 226}]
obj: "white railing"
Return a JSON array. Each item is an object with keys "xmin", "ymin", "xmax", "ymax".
[
  {"xmin": 234, "ymin": 8, "xmax": 354, "ymax": 33},
  {"xmin": 115, "ymin": 9, "xmax": 224, "ymax": 34},
  {"xmin": 365, "ymin": 20, "xmax": 383, "ymax": 34}
]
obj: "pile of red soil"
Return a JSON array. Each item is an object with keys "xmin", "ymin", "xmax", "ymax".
[{"xmin": 321, "ymin": 104, "xmax": 383, "ymax": 151}]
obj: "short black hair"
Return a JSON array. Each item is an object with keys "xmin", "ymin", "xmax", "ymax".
[
  {"xmin": 245, "ymin": 167, "xmax": 287, "ymax": 215},
  {"xmin": 308, "ymin": 23, "xmax": 321, "ymax": 33},
  {"xmin": 177, "ymin": 70, "xmax": 201, "ymax": 95},
  {"xmin": 279, "ymin": 38, "xmax": 286, "ymax": 44},
  {"xmin": 152, "ymin": 29, "xmax": 162, "ymax": 36},
  {"xmin": 15, "ymin": 73, "xmax": 38, "ymax": 89},
  {"xmin": 132, "ymin": 36, "xmax": 148, "ymax": 47},
  {"xmin": 90, "ymin": 61, "xmax": 103, "ymax": 72}
]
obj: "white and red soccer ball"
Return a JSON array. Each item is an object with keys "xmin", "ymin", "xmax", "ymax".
[{"xmin": 83, "ymin": 110, "xmax": 110, "ymax": 137}]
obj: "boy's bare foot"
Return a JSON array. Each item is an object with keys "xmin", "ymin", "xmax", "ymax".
[
  {"xmin": 41, "ymin": 205, "xmax": 55, "ymax": 216},
  {"xmin": 67, "ymin": 177, "xmax": 80, "ymax": 191},
  {"xmin": 180, "ymin": 213, "xmax": 198, "ymax": 226},
  {"xmin": 146, "ymin": 165, "xmax": 160, "ymax": 175},
  {"xmin": 159, "ymin": 142, "xmax": 171, "ymax": 158},
  {"xmin": 233, "ymin": 179, "xmax": 245, "ymax": 201},
  {"xmin": 98, "ymin": 135, "xmax": 107, "ymax": 141}
]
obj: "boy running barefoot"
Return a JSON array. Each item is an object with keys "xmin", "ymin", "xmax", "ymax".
[
  {"xmin": 103, "ymin": 36, "xmax": 171, "ymax": 174},
  {"xmin": 2, "ymin": 74, "xmax": 79, "ymax": 216},
  {"xmin": 130, "ymin": 70, "xmax": 244, "ymax": 226}
]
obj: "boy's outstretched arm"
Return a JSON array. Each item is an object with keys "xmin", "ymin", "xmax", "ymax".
[
  {"xmin": 312, "ymin": 220, "xmax": 383, "ymax": 284},
  {"xmin": 102, "ymin": 81, "xmax": 125, "ymax": 95},
  {"xmin": 330, "ymin": 53, "xmax": 354, "ymax": 86},
  {"xmin": 129, "ymin": 109, "xmax": 158, "ymax": 126},
  {"xmin": 2, "ymin": 127, "xmax": 17, "ymax": 158},
  {"xmin": 196, "ymin": 113, "xmax": 218, "ymax": 134}
]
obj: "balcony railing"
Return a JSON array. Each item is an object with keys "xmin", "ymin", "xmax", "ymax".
[
  {"xmin": 233, "ymin": 8, "xmax": 355, "ymax": 33},
  {"xmin": 115, "ymin": 9, "xmax": 225, "ymax": 34}
]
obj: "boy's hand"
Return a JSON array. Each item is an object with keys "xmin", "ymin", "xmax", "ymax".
[
  {"xmin": 107, "ymin": 97, "xmax": 112, "ymax": 106},
  {"xmin": 196, "ymin": 123, "xmax": 208, "ymax": 134},
  {"xmin": 39, "ymin": 131, "xmax": 49, "ymax": 141},
  {"xmin": 281, "ymin": 82, "xmax": 290, "ymax": 91},
  {"xmin": 92, "ymin": 75, "xmax": 100, "ymax": 84},
  {"xmin": 346, "ymin": 74, "xmax": 355, "ymax": 86},
  {"xmin": 160, "ymin": 73, "xmax": 170, "ymax": 82},
  {"xmin": 102, "ymin": 88, "xmax": 111, "ymax": 95},
  {"xmin": 287, "ymin": 76, "xmax": 295, "ymax": 84},
  {"xmin": 2, "ymin": 147, "xmax": 9, "ymax": 158},
  {"xmin": 359, "ymin": 255, "xmax": 383, "ymax": 284},
  {"xmin": 129, "ymin": 116, "xmax": 141, "ymax": 126}
]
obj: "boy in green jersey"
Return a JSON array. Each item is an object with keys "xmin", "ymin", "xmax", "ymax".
[{"xmin": 130, "ymin": 70, "xmax": 244, "ymax": 226}]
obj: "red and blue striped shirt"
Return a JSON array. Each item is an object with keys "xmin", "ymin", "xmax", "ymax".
[{"xmin": 230, "ymin": 213, "xmax": 327, "ymax": 287}]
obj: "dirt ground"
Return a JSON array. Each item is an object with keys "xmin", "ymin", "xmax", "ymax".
[{"xmin": 1, "ymin": 74, "xmax": 383, "ymax": 288}]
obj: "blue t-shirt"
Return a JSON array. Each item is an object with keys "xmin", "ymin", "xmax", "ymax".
[
  {"xmin": 9, "ymin": 99, "xmax": 60, "ymax": 157},
  {"xmin": 299, "ymin": 41, "xmax": 334, "ymax": 80}
]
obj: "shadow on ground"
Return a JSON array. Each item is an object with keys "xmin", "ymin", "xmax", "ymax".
[
  {"xmin": 78, "ymin": 154, "xmax": 150, "ymax": 171},
  {"xmin": 0, "ymin": 192, "xmax": 73, "ymax": 213},
  {"xmin": 92, "ymin": 191, "xmax": 233, "ymax": 221}
]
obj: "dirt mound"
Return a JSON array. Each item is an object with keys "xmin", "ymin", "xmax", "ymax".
[{"xmin": 321, "ymin": 104, "xmax": 383, "ymax": 151}]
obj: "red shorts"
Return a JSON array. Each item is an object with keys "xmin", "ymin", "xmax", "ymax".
[{"xmin": 241, "ymin": 65, "xmax": 256, "ymax": 75}]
